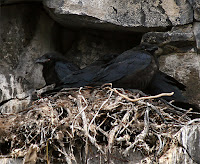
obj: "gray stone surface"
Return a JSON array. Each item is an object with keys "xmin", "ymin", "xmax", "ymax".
[
  {"xmin": 43, "ymin": 0, "xmax": 193, "ymax": 31},
  {"xmin": 193, "ymin": 22, "xmax": 200, "ymax": 51},
  {"xmin": 142, "ymin": 25, "xmax": 196, "ymax": 55},
  {"xmin": 65, "ymin": 30, "xmax": 141, "ymax": 68},
  {"xmin": 159, "ymin": 53, "xmax": 200, "ymax": 107},
  {"xmin": 0, "ymin": 0, "xmax": 196, "ymax": 31},
  {"xmin": 189, "ymin": 0, "xmax": 200, "ymax": 21},
  {"xmin": 159, "ymin": 124, "xmax": 200, "ymax": 164},
  {"xmin": 0, "ymin": 4, "xmax": 56, "ymax": 112}
]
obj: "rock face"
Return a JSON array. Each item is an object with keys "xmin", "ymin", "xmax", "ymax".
[
  {"xmin": 0, "ymin": 4, "xmax": 55, "ymax": 112},
  {"xmin": 159, "ymin": 124, "xmax": 200, "ymax": 164},
  {"xmin": 43, "ymin": 0, "xmax": 193, "ymax": 31},
  {"xmin": 189, "ymin": 0, "xmax": 200, "ymax": 21},
  {"xmin": 159, "ymin": 54, "xmax": 200, "ymax": 105},
  {"xmin": 1, "ymin": 1, "xmax": 200, "ymax": 163}
]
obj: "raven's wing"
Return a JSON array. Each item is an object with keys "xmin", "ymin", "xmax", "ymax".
[
  {"xmin": 147, "ymin": 71, "xmax": 200, "ymax": 113},
  {"xmin": 93, "ymin": 50, "xmax": 152, "ymax": 83},
  {"xmin": 55, "ymin": 61, "xmax": 79, "ymax": 83},
  {"xmin": 61, "ymin": 64, "xmax": 104, "ymax": 87},
  {"xmin": 59, "ymin": 50, "xmax": 152, "ymax": 88},
  {"xmin": 159, "ymin": 71, "xmax": 186, "ymax": 91},
  {"xmin": 147, "ymin": 71, "xmax": 186, "ymax": 102}
]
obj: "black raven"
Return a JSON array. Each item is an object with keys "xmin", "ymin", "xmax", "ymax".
[
  {"xmin": 146, "ymin": 71, "xmax": 186, "ymax": 102},
  {"xmin": 36, "ymin": 43, "xmax": 158, "ymax": 89},
  {"xmin": 58, "ymin": 53, "xmax": 121, "ymax": 87},
  {"xmin": 91, "ymin": 49, "xmax": 158, "ymax": 90},
  {"xmin": 35, "ymin": 52, "xmax": 79, "ymax": 86},
  {"xmin": 91, "ymin": 43, "xmax": 199, "ymax": 113},
  {"xmin": 146, "ymin": 70, "xmax": 199, "ymax": 112},
  {"xmin": 61, "ymin": 43, "xmax": 159, "ymax": 89}
]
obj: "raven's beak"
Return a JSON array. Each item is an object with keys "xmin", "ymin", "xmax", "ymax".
[{"xmin": 35, "ymin": 57, "xmax": 50, "ymax": 63}]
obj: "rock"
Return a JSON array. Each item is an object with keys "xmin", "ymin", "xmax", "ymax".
[
  {"xmin": 159, "ymin": 124, "xmax": 200, "ymax": 164},
  {"xmin": 43, "ymin": 0, "xmax": 193, "ymax": 31},
  {"xmin": 194, "ymin": 1, "xmax": 200, "ymax": 21},
  {"xmin": 65, "ymin": 30, "xmax": 141, "ymax": 68},
  {"xmin": 189, "ymin": 0, "xmax": 200, "ymax": 21},
  {"xmin": 0, "ymin": 74, "xmax": 32, "ymax": 113},
  {"xmin": 0, "ymin": 4, "xmax": 56, "ymax": 112},
  {"xmin": 142, "ymin": 24, "xmax": 196, "ymax": 55},
  {"xmin": 193, "ymin": 22, "xmax": 200, "ymax": 51},
  {"xmin": 1, "ymin": 0, "xmax": 195, "ymax": 31},
  {"xmin": 159, "ymin": 53, "xmax": 200, "ymax": 106}
]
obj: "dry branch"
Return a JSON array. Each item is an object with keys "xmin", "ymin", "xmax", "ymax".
[{"xmin": 0, "ymin": 86, "xmax": 197, "ymax": 163}]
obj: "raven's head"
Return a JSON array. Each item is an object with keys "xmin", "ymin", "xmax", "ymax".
[
  {"xmin": 35, "ymin": 52, "xmax": 66, "ymax": 64},
  {"xmin": 138, "ymin": 43, "xmax": 158, "ymax": 54}
]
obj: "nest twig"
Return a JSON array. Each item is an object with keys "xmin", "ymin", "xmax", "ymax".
[{"xmin": 0, "ymin": 85, "xmax": 197, "ymax": 163}]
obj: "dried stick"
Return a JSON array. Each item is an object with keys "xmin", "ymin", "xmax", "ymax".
[
  {"xmin": 88, "ymin": 90, "xmax": 113, "ymax": 133},
  {"xmin": 46, "ymin": 139, "xmax": 50, "ymax": 164},
  {"xmin": 112, "ymin": 88, "xmax": 174, "ymax": 102},
  {"xmin": 161, "ymin": 99, "xmax": 200, "ymax": 115},
  {"xmin": 77, "ymin": 93, "xmax": 89, "ymax": 161},
  {"xmin": 77, "ymin": 93, "xmax": 105, "ymax": 155},
  {"xmin": 186, "ymin": 118, "xmax": 200, "ymax": 125},
  {"xmin": 119, "ymin": 117, "xmax": 135, "ymax": 134},
  {"xmin": 108, "ymin": 125, "xmax": 120, "ymax": 153},
  {"xmin": 115, "ymin": 109, "xmax": 133, "ymax": 136},
  {"xmin": 54, "ymin": 144, "xmax": 72, "ymax": 164},
  {"xmin": 178, "ymin": 108, "xmax": 193, "ymax": 121},
  {"xmin": 155, "ymin": 134, "xmax": 163, "ymax": 157},
  {"xmin": 96, "ymin": 118, "xmax": 109, "ymax": 137},
  {"xmin": 146, "ymin": 102, "xmax": 166, "ymax": 124},
  {"xmin": 123, "ymin": 107, "xmax": 150, "ymax": 156},
  {"xmin": 71, "ymin": 93, "xmax": 88, "ymax": 136}
]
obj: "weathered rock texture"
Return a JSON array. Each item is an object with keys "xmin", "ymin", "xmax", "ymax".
[
  {"xmin": 0, "ymin": 4, "xmax": 52, "ymax": 112},
  {"xmin": 159, "ymin": 124, "xmax": 200, "ymax": 164},
  {"xmin": 1, "ymin": 0, "xmax": 200, "ymax": 163},
  {"xmin": 44, "ymin": 0, "xmax": 193, "ymax": 31}
]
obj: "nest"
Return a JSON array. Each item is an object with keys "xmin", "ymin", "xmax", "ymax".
[{"xmin": 0, "ymin": 85, "xmax": 196, "ymax": 163}]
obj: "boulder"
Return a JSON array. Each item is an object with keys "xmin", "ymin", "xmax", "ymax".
[
  {"xmin": 159, "ymin": 53, "xmax": 200, "ymax": 106},
  {"xmin": 43, "ymin": 0, "xmax": 193, "ymax": 31},
  {"xmin": 142, "ymin": 25, "xmax": 196, "ymax": 55},
  {"xmin": 193, "ymin": 22, "xmax": 200, "ymax": 51},
  {"xmin": 188, "ymin": 0, "xmax": 200, "ymax": 21},
  {"xmin": 159, "ymin": 124, "xmax": 200, "ymax": 164}
]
